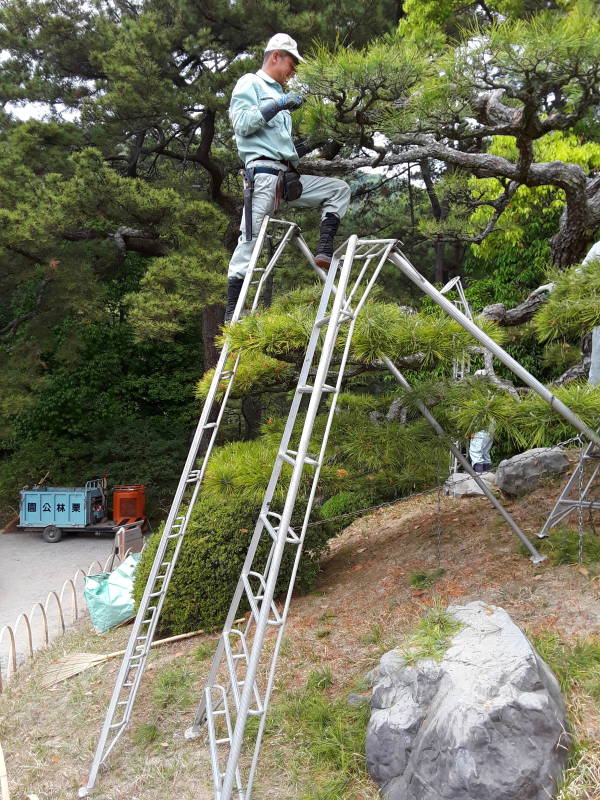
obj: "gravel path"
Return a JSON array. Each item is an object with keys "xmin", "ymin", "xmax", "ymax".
[{"xmin": 0, "ymin": 529, "xmax": 116, "ymax": 669}]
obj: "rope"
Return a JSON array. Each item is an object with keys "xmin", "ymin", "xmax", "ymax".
[{"xmin": 300, "ymin": 433, "xmax": 589, "ymax": 532}]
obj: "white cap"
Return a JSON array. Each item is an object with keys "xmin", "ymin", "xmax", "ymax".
[{"xmin": 264, "ymin": 33, "xmax": 305, "ymax": 63}]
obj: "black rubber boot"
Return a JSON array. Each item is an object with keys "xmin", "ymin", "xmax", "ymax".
[
  {"xmin": 315, "ymin": 212, "xmax": 340, "ymax": 267},
  {"xmin": 224, "ymin": 276, "xmax": 244, "ymax": 323}
]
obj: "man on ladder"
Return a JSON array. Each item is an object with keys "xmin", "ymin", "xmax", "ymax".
[{"xmin": 224, "ymin": 33, "xmax": 352, "ymax": 321}]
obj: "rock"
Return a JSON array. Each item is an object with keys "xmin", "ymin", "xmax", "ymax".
[
  {"xmin": 366, "ymin": 601, "xmax": 570, "ymax": 800},
  {"xmin": 495, "ymin": 447, "xmax": 569, "ymax": 496},
  {"xmin": 346, "ymin": 691, "xmax": 371, "ymax": 708},
  {"xmin": 444, "ymin": 471, "xmax": 495, "ymax": 497}
]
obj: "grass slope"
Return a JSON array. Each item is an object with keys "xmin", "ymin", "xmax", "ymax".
[{"xmin": 1, "ymin": 463, "xmax": 599, "ymax": 799}]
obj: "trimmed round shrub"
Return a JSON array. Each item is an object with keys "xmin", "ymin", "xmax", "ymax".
[{"xmin": 133, "ymin": 492, "xmax": 331, "ymax": 635}]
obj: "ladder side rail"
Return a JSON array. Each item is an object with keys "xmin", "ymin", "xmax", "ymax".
[
  {"xmin": 81, "ymin": 216, "xmax": 280, "ymax": 796},
  {"xmin": 188, "ymin": 256, "xmax": 342, "ymax": 733},
  {"xmin": 219, "ymin": 236, "xmax": 359, "ymax": 800},
  {"xmin": 248, "ymin": 223, "xmax": 298, "ymax": 305},
  {"xmin": 388, "ymin": 249, "xmax": 600, "ymax": 448},
  {"xmin": 227, "ymin": 216, "xmax": 273, "ymax": 325},
  {"xmin": 245, "ymin": 243, "xmax": 392, "ymax": 796},
  {"xmin": 191, "ymin": 351, "xmax": 244, "ymax": 488}
]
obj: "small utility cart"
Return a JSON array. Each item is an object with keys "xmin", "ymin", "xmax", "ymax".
[{"xmin": 18, "ymin": 478, "xmax": 147, "ymax": 543}]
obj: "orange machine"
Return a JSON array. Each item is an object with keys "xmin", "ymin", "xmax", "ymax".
[{"xmin": 112, "ymin": 485, "xmax": 146, "ymax": 526}]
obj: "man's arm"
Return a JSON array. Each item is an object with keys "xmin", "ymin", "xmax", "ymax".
[
  {"xmin": 229, "ymin": 75, "xmax": 305, "ymax": 137},
  {"xmin": 229, "ymin": 75, "xmax": 268, "ymax": 137}
]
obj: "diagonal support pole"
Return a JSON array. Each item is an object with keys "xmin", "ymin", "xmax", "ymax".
[
  {"xmin": 382, "ymin": 357, "xmax": 545, "ymax": 563},
  {"xmin": 388, "ymin": 248, "xmax": 600, "ymax": 448}
]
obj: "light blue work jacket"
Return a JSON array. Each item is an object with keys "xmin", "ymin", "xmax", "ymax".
[{"xmin": 229, "ymin": 69, "xmax": 300, "ymax": 167}]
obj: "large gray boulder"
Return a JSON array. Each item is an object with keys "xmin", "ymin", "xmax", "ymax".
[
  {"xmin": 495, "ymin": 447, "xmax": 569, "ymax": 496},
  {"xmin": 366, "ymin": 601, "xmax": 570, "ymax": 800},
  {"xmin": 444, "ymin": 471, "xmax": 496, "ymax": 498}
]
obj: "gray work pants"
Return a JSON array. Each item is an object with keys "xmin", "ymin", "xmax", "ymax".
[{"xmin": 228, "ymin": 164, "xmax": 351, "ymax": 279}]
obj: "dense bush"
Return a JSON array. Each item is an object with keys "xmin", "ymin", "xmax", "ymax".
[{"xmin": 133, "ymin": 492, "xmax": 333, "ymax": 634}]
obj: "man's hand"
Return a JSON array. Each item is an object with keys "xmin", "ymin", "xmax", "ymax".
[
  {"xmin": 260, "ymin": 92, "xmax": 305, "ymax": 122},
  {"xmin": 282, "ymin": 92, "xmax": 304, "ymax": 111}
]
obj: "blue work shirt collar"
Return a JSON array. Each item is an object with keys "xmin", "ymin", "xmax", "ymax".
[{"xmin": 256, "ymin": 68, "xmax": 281, "ymax": 87}]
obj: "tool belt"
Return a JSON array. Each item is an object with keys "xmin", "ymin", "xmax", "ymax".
[{"xmin": 241, "ymin": 163, "xmax": 303, "ymax": 241}]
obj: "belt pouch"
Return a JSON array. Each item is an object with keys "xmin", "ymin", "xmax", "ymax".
[{"xmin": 282, "ymin": 168, "xmax": 303, "ymax": 202}]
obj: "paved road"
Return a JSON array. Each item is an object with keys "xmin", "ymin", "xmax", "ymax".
[{"xmin": 0, "ymin": 529, "xmax": 116, "ymax": 671}]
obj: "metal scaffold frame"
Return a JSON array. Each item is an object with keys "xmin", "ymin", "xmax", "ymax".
[
  {"xmin": 537, "ymin": 439, "xmax": 600, "ymax": 539},
  {"xmin": 80, "ymin": 218, "xmax": 600, "ymax": 799}
]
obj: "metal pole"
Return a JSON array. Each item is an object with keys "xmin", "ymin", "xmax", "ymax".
[
  {"xmin": 382, "ymin": 357, "xmax": 545, "ymax": 563},
  {"xmin": 388, "ymin": 249, "xmax": 600, "ymax": 448}
]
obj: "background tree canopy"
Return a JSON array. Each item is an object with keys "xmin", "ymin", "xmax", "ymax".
[{"xmin": 2, "ymin": 0, "xmax": 600, "ymax": 630}]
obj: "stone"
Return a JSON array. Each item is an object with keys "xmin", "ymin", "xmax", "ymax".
[
  {"xmin": 366, "ymin": 601, "xmax": 570, "ymax": 800},
  {"xmin": 443, "ymin": 471, "xmax": 496, "ymax": 497},
  {"xmin": 495, "ymin": 447, "xmax": 569, "ymax": 496},
  {"xmin": 346, "ymin": 691, "xmax": 371, "ymax": 708}
]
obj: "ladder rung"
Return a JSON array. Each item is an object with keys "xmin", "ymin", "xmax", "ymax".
[
  {"xmin": 216, "ymin": 737, "xmax": 231, "ymax": 745},
  {"xmin": 280, "ymin": 449, "xmax": 320, "ymax": 467},
  {"xmin": 260, "ymin": 512, "xmax": 300, "ymax": 545},
  {"xmin": 203, "ymin": 421, "xmax": 218, "ymax": 429},
  {"xmin": 298, "ymin": 383, "xmax": 336, "ymax": 394}
]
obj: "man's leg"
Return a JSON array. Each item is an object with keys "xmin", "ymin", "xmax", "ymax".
[
  {"xmin": 225, "ymin": 173, "xmax": 278, "ymax": 322},
  {"xmin": 287, "ymin": 174, "xmax": 351, "ymax": 266}
]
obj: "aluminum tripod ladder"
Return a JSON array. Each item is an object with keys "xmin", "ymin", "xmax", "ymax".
[
  {"xmin": 537, "ymin": 439, "xmax": 600, "ymax": 538},
  {"xmin": 78, "ymin": 216, "xmax": 323, "ymax": 797},
  {"xmin": 187, "ymin": 238, "xmax": 600, "ymax": 800},
  {"xmin": 81, "ymin": 218, "xmax": 600, "ymax": 798}
]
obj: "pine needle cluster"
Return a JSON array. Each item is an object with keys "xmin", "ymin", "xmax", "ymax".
[{"xmin": 533, "ymin": 259, "xmax": 600, "ymax": 343}]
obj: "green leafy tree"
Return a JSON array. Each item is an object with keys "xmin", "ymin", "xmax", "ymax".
[{"xmin": 301, "ymin": 0, "xmax": 600, "ymax": 267}]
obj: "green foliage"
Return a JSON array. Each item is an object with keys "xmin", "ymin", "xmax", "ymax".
[
  {"xmin": 320, "ymin": 491, "xmax": 374, "ymax": 520},
  {"xmin": 536, "ymin": 528, "xmax": 600, "ymax": 566},
  {"xmin": 217, "ymin": 293, "xmax": 505, "ymax": 389},
  {"xmin": 401, "ymin": 606, "xmax": 463, "ymax": 666},
  {"xmin": 132, "ymin": 723, "xmax": 160, "ymax": 745},
  {"xmin": 447, "ymin": 380, "xmax": 600, "ymax": 448},
  {"xmin": 193, "ymin": 641, "xmax": 217, "ymax": 661},
  {"xmin": 133, "ymin": 488, "xmax": 331, "ymax": 634},
  {"xmin": 306, "ymin": 668, "xmax": 334, "ymax": 691},
  {"xmin": 534, "ymin": 260, "xmax": 600, "ymax": 342},
  {"xmin": 262, "ymin": 679, "xmax": 372, "ymax": 799},
  {"xmin": 151, "ymin": 666, "xmax": 195, "ymax": 709},
  {"xmin": 532, "ymin": 632, "xmax": 600, "ymax": 700},
  {"xmin": 408, "ymin": 568, "xmax": 445, "ymax": 589}
]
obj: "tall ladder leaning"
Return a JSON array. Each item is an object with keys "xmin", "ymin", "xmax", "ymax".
[
  {"xmin": 79, "ymin": 216, "xmax": 314, "ymax": 797},
  {"xmin": 185, "ymin": 235, "xmax": 397, "ymax": 800}
]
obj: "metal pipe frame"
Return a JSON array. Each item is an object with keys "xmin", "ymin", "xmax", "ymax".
[{"xmin": 388, "ymin": 248, "xmax": 600, "ymax": 448}]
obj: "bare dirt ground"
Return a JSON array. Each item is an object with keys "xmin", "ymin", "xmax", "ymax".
[{"xmin": 1, "ymin": 467, "xmax": 599, "ymax": 799}]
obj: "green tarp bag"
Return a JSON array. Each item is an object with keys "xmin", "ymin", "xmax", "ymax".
[{"xmin": 84, "ymin": 553, "xmax": 141, "ymax": 633}]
